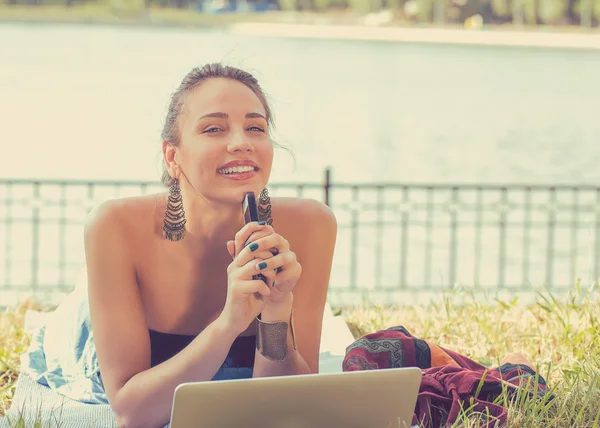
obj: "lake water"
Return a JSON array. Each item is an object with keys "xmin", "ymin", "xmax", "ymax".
[{"xmin": 1, "ymin": 22, "xmax": 599, "ymax": 306}]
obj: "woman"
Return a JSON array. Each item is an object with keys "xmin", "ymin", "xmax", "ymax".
[{"xmin": 21, "ymin": 63, "xmax": 337, "ymax": 428}]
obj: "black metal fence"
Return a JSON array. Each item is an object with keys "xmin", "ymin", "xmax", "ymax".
[{"xmin": 1, "ymin": 170, "xmax": 599, "ymax": 306}]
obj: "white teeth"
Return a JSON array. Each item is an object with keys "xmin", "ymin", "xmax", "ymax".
[{"xmin": 218, "ymin": 166, "xmax": 255, "ymax": 174}]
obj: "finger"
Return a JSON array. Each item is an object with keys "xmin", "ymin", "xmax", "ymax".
[
  {"xmin": 235, "ymin": 256, "xmax": 277, "ymax": 282},
  {"xmin": 254, "ymin": 252, "xmax": 296, "ymax": 275},
  {"xmin": 243, "ymin": 225, "xmax": 276, "ymax": 247},
  {"xmin": 226, "ymin": 240, "xmax": 235, "ymax": 260},
  {"xmin": 250, "ymin": 250, "xmax": 276, "ymax": 263},
  {"xmin": 247, "ymin": 233, "xmax": 290, "ymax": 256},
  {"xmin": 255, "ymin": 267, "xmax": 276, "ymax": 288},
  {"xmin": 233, "ymin": 222, "xmax": 269, "ymax": 258},
  {"xmin": 232, "ymin": 248, "xmax": 275, "ymax": 270},
  {"xmin": 273, "ymin": 263, "xmax": 302, "ymax": 285},
  {"xmin": 234, "ymin": 235, "xmax": 287, "ymax": 268},
  {"xmin": 234, "ymin": 279, "xmax": 271, "ymax": 300},
  {"xmin": 234, "ymin": 248, "xmax": 274, "ymax": 267}
]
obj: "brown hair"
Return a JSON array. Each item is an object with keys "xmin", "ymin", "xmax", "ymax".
[{"xmin": 160, "ymin": 63, "xmax": 277, "ymax": 187}]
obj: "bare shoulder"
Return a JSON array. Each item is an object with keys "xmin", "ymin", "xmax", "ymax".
[
  {"xmin": 272, "ymin": 197, "xmax": 336, "ymax": 227},
  {"xmin": 271, "ymin": 197, "xmax": 337, "ymax": 244},
  {"xmin": 84, "ymin": 193, "xmax": 164, "ymax": 240}
]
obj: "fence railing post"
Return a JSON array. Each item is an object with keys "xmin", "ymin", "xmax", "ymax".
[
  {"xmin": 324, "ymin": 167, "xmax": 331, "ymax": 207},
  {"xmin": 31, "ymin": 182, "xmax": 40, "ymax": 291}
]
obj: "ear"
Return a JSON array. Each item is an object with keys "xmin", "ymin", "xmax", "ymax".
[
  {"xmin": 162, "ymin": 141, "xmax": 179, "ymax": 180},
  {"xmin": 226, "ymin": 240, "xmax": 235, "ymax": 260}
]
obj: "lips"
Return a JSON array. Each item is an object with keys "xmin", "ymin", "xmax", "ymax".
[
  {"xmin": 217, "ymin": 165, "xmax": 257, "ymax": 175},
  {"xmin": 217, "ymin": 168, "xmax": 258, "ymax": 181},
  {"xmin": 216, "ymin": 160, "xmax": 258, "ymax": 173},
  {"xmin": 217, "ymin": 160, "xmax": 259, "ymax": 181}
]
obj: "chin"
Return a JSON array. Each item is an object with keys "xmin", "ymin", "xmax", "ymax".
[
  {"xmin": 216, "ymin": 186, "xmax": 264, "ymax": 205},
  {"xmin": 211, "ymin": 174, "xmax": 266, "ymax": 202}
]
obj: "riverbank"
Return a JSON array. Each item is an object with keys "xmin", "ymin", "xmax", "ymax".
[
  {"xmin": 230, "ymin": 21, "xmax": 600, "ymax": 50},
  {"xmin": 2, "ymin": 5, "xmax": 600, "ymax": 50}
]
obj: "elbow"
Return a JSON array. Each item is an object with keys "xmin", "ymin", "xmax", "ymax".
[
  {"xmin": 108, "ymin": 390, "xmax": 133, "ymax": 428},
  {"xmin": 112, "ymin": 401, "xmax": 144, "ymax": 428},
  {"xmin": 114, "ymin": 412, "xmax": 147, "ymax": 428},
  {"xmin": 108, "ymin": 381, "xmax": 166, "ymax": 428},
  {"xmin": 114, "ymin": 406, "xmax": 167, "ymax": 428},
  {"xmin": 115, "ymin": 414, "xmax": 129, "ymax": 428},
  {"xmin": 114, "ymin": 410, "xmax": 136, "ymax": 428}
]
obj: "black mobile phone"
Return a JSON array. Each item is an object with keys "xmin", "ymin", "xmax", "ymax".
[
  {"xmin": 243, "ymin": 192, "xmax": 260, "ymax": 225},
  {"xmin": 243, "ymin": 192, "xmax": 267, "ymax": 283}
]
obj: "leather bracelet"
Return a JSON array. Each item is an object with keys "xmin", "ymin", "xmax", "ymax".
[{"xmin": 256, "ymin": 308, "xmax": 297, "ymax": 361}]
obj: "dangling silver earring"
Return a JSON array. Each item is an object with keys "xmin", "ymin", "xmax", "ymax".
[
  {"xmin": 258, "ymin": 187, "xmax": 273, "ymax": 226},
  {"xmin": 163, "ymin": 179, "xmax": 186, "ymax": 241}
]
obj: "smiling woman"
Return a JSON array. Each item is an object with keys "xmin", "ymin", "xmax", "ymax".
[{"xmin": 18, "ymin": 63, "xmax": 338, "ymax": 428}]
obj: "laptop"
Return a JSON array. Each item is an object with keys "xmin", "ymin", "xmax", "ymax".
[{"xmin": 169, "ymin": 367, "xmax": 422, "ymax": 428}]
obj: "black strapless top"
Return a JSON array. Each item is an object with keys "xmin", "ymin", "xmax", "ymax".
[{"xmin": 148, "ymin": 329, "xmax": 256, "ymax": 368}]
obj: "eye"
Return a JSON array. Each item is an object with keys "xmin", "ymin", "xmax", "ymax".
[
  {"xmin": 203, "ymin": 126, "xmax": 223, "ymax": 133},
  {"xmin": 248, "ymin": 126, "xmax": 265, "ymax": 133}
]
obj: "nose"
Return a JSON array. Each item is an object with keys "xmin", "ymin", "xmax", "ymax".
[{"xmin": 227, "ymin": 129, "xmax": 253, "ymax": 154}]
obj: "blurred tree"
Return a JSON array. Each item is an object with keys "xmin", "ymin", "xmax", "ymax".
[
  {"xmin": 488, "ymin": 0, "xmax": 524, "ymax": 23},
  {"xmin": 490, "ymin": 0, "xmax": 510, "ymax": 16},
  {"xmin": 414, "ymin": 0, "xmax": 434, "ymax": 21},
  {"xmin": 277, "ymin": 0, "xmax": 297, "ymax": 9},
  {"xmin": 537, "ymin": 0, "xmax": 567, "ymax": 24},
  {"xmin": 347, "ymin": 0, "xmax": 377, "ymax": 13},
  {"xmin": 521, "ymin": 0, "xmax": 537, "ymax": 24},
  {"xmin": 575, "ymin": 0, "xmax": 594, "ymax": 26},
  {"xmin": 566, "ymin": 0, "xmax": 578, "ymax": 22},
  {"xmin": 109, "ymin": 0, "xmax": 146, "ymax": 15},
  {"xmin": 432, "ymin": 0, "xmax": 445, "ymax": 22},
  {"xmin": 581, "ymin": 0, "xmax": 600, "ymax": 26},
  {"xmin": 313, "ymin": 0, "xmax": 349, "ymax": 11}
]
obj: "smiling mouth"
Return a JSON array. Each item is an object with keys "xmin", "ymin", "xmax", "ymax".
[{"xmin": 217, "ymin": 166, "xmax": 258, "ymax": 175}]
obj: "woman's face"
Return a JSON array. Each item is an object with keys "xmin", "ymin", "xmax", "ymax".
[{"xmin": 173, "ymin": 77, "xmax": 274, "ymax": 206}]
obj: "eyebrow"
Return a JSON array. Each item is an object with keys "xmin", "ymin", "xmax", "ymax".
[{"xmin": 198, "ymin": 112, "xmax": 267, "ymax": 121}]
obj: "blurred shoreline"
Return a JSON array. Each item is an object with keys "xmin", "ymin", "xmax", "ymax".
[
  {"xmin": 1, "ymin": 6, "xmax": 600, "ymax": 50},
  {"xmin": 229, "ymin": 22, "xmax": 600, "ymax": 50}
]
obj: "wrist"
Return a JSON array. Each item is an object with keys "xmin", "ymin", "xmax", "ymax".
[
  {"xmin": 256, "ymin": 296, "xmax": 298, "ymax": 362},
  {"xmin": 213, "ymin": 314, "xmax": 245, "ymax": 341},
  {"xmin": 261, "ymin": 292, "xmax": 293, "ymax": 321}
]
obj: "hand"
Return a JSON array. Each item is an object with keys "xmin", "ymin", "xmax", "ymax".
[
  {"xmin": 221, "ymin": 222, "xmax": 275, "ymax": 335},
  {"xmin": 226, "ymin": 222, "xmax": 302, "ymax": 307}
]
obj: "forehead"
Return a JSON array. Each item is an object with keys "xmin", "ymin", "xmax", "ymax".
[{"xmin": 184, "ymin": 77, "xmax": 266, "ymax": 119}]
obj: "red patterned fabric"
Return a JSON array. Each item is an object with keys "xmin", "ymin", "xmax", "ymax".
[{"xmin": 343, "ymin": 326, "xmax": 551, "ymax": 427}]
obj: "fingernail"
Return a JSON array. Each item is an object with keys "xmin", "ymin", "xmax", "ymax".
[
  {"xmin": 257, "ymin": 262, "xmax": 268, "ymax": 270},
  {"xmin": 257, "ymin": 221, "xmax": 266, "ymax": 226},
  {"xmin": 249, "ymin": 243, "xmax": 259, "ymax": 252}
]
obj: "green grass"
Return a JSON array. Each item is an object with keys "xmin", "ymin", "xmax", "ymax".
[
  {"xmin": 341, "ymin": 282, "xmax": 600, "ymax": 427},
  {"xmin": 1, "ymin": 283, "xmax": 599, "ymax": 427},
  {"xmin": 0, "ymin": 305, "xmax": 29, "ymax": 418}
]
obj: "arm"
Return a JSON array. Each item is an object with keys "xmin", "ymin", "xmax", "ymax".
[
  {"xmin": 252, "ymin": 199, "xmax": 337, "ymax": 376},
  {"xmin": 85, "ymin": 202, "xmax": 238, "ymax": 428}
]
